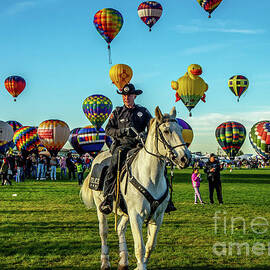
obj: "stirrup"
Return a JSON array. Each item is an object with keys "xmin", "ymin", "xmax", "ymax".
[{"xmin": 165, "ymin": 200, "xmax": 177, "ymax": 213}]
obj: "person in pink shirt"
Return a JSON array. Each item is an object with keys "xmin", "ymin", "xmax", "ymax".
[{"xmin": 191, "ymin": 168, "xmax": 205, "ymax": 204}]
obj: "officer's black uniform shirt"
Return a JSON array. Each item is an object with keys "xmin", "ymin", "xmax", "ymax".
[{"xmin": 105, "ymin": 104, "xmax": 152, "ymax": 146}]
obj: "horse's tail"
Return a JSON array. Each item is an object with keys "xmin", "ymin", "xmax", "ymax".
[{"xmin": 80, "ymin": 172, "xmax": 95, "ymax": 209}]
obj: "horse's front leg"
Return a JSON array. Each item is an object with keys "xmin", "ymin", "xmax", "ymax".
[
  {"xmin": 129, "ymin": 213, "xmax": 146, "ymax": 270},
  {"xmin": 97, "ymin": 209, "xmax": 111, "ymax": 270},
  {"xmin": 144, "ymin": 213, "xmax": 164, "ymax": 264},
  {"xmin": 117, "ymin": 215, "xmax": 129, "ymax": 270}
]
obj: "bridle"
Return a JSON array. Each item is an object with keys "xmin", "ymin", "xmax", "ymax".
[{"xmin": 141, "ymin": 118, "xmax": 186, "ymax": 163}]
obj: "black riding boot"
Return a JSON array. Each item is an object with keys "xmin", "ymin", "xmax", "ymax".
[
  {"xmin": 165, "ymin": 198, "xmax": 177, "ymax": 213},
  {"xmin": 99, "ymin": 194, "xmax": 114, "ymax": 215}
]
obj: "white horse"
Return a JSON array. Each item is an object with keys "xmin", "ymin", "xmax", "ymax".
[{"xmin": 81, "ymin": 106, "xmax": 191, "ymax": 270}]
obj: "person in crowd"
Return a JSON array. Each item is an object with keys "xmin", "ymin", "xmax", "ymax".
[
  {"xmin": 37, "ymin": 155, "xmax": 45, "ymax": 180},
  {"xmin": 6, "ymin": 153, "xmax": 15, "ymax": 180},
  {"xmin": 75, "ymin": 157, "xmax": 84, "ymax": 186},
  {"xmin": 66, "ymin": 153, "xmax": 76, "ymax": 180},
  {"xmin": 60, "ymin": 156, "xmax": 67, "ymax": 179},
  {"xmin": 15, "ymin": 153, "xmax": 24, "ymax": 183},
  {"xmin": 204, "ymin": 153, "xmax": 224, "ymax": 204},
  {"xmin": 30, "ymin": 154, "xmax": 37, "ymax": 178},
  {"xmin": 1, "ymin": 157, "xmax": 12, "ymax": 186},
  {"xmin": 50, "ymin": 155, "xmax": 58, "ymax": 180},
  {"xmin": 191, "ymin": 167, "xmax": 204, "ymax": 204},
  {"xmin": 25, "ymin": 155, "xmax": 32, "ymax": 179}
]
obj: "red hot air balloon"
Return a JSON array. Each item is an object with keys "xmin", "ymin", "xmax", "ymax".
[{"xmin": 4, "ymin": 76, "xmax": 26, "ymax": 101}]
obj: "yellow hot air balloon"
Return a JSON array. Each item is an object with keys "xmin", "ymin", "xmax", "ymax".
[
  {"xmin": 171, "ymin": 64, "xmax": 208, "ymax": 116},
  {"xmin": 37, "ymin": 120, "xmax": 70, "ymax": 156},
  {"xmin": 109, "ymin": 64, "xmax": 133, "ymax": 91}
]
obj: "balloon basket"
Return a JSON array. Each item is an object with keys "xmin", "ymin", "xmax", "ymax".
[
  {"xmin": 208, "ymin": 14, "xmax": 211, "ymax": 18},
  {"xmin": 189, "ymin": 112, "xmax": 192, "ymax": 117}
]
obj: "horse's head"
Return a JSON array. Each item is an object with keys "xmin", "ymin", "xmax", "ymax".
[{"xmin": 150, "ymin": 106, "xmax": 191, "ymax": 169}]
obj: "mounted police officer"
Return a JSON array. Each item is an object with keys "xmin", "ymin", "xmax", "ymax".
[
  {"xmin": 99, "ymin": 83, "xmax": 176, "ymax": 215},
  {"xmin": 99, "ymin": 83, "xmax": 151, "ymax": 214}
]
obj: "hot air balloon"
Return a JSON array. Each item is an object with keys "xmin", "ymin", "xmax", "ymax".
[
  {"xmin": 176, "ymin": 118, "xmax": 194, "ymax": 147},
  {"xmin": 215, "ymin": 121, "xmax": 246, "ymax": 159},
  {"xmin": 69, "ymin": 128, "xmax": 84, "ymax": 155},
  {"xmin": 13, "ymin": 126, "xmax": 40, "ymax": 153},
  {"xmin": 197, "ymin": 0, "xmax": 223, "ymax": 18},
  {"xmin": 82, "ymin": 94, "xmax": 113, "ymax": 131},
  {"xmin": 228, "ymin": 75, "xmax": 249, "ymax": 102},
  {"xmin": 93, "ymin": 8, "xmax": 123, "ymax": 63},
  {"xmin": 6, "ymin": 120, "xmax": 23, "ymax": 133},
  {"xmin": 4, "ymin": 76, "xmax": 26, "ymax": 101},
  {"xmin": 38, "ymin": 120, "xmax": 70, "ymax": 156},
  {"xmin": 109, "ymin": 64, "xmax": 133, "ymax": 91},
  {"xmin": 77, "ymin": 126, "xmax": 106, "ymax": 157},
  {"xmin": 171, "ymin": 64, "xmax": 208, "ymax": 116},
  {"xmin": 0, "ymin": 121, "xmax": 14, "ymax": 147},
  {"xmin": 138, "ymin": 1, "xmax": 163, "ymax": 31},
  {"xmin": 249, "ymin": 121, "xmax": 270, "ymax": 160}
]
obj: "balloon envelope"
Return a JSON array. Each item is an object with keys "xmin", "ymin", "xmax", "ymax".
[
  {"xmin": 93, "ymin": 8, "xmax": 123, "ymax": 44},
  {"xmin": 249, "ymin": 121, "xmax": 270, "ymax": 160},
  {"xmin": 82, "ymin": 95, "xmax": 113, "ymax": 130},
  {"xmin": 4, "ymin": 76, "xmax": 26, "ymax": 101},
  {"xmin": 13, "ymin": 126, "xmax": 40, "ymax": 153},
  {"xmin": 38, "ymin": 120, "xmax": 70, "ymax": 156},
  {"xmin": 215, "ymin": 121, "xmax": 246, "ymax": 158},
  {"xmin": 77, "ymin": 126, "xmax": 106, "ymax": 157},
  {"xmin": 109, "ymin": 64, "xmax": 133, "ymax": 90},
  {"xmin": 69, "ymin": 128, "xmax": 84, "ymax": 155},
  {"xmin": 0, "ymin": 121, "xmax": 14, "ymax": 146},
  {"xmin": 7, "ymin": 120, "xmax": 23, "ymax": 133},
  {"xmin": 228, "ymin": 75, "xmax": 249, "ymax": 101},
  {"xmin": 138, "ymin": 1, "xmax": 163, "ymax": 31},
  {"xmin": 197, "ymin": 0, "xmax": 223, "ymax": 18},
  {"xmin": 176, "ymin": 118, "xmax": 193, "ymax": 147}
]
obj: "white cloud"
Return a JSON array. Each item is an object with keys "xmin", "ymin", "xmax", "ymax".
[{"xmin": 5, "ymin": 1, "xmax": 36, "ymax": 15}]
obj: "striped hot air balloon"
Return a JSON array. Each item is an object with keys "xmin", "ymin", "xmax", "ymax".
[
  {"xmin": 215, "ymin": 121, "xmax": 246, "ymax": 159},
  {"xmin": 197, "ymin": 0, "xmax": 223, "ymax": 18},
  {"xmin": 4, "ymin": 76, "xmax": 26, "ymax": 101},
  {"xmin": 176, "ymin": 118, "xmax": 194, "ymax": 147},
  {"xmin": 68, "ymin": 128, "xmax": 84, "ymax": 155},
  {"xmin": 77, "ymin": 126, "xmax": 106, "ymax": 157},
  {"xmin": 249, "ymin": 121, "xmax": 270, "ymax": 160},
  {"xmin": 13, "ymin": 126, "xmax": 40, "ymax": 153},
  {"xmin": 138, "ymin": 1, "xmax": 163, "ymax": 31},
  {"xmin": 38, "ymin": 120, "xmax": 70, "ymax": 156}
]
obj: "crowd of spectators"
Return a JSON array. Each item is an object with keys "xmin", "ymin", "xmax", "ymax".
[{"xmin": 0, "ymin": 152, "xmax": 93, "ymax": 186}]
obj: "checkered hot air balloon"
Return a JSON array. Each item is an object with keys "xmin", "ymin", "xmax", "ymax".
[
  {"xmin": 13, "ymin": 126, "xmax": 40, "ymax": 153},
  {"xmin": 249, "ymin": 121, "xmax": 270, "ymax": 160},
  {"xmin": 77, "ymin": 126, "xmax": 106, "ymax": 158},
  {"xmin": 38, "ymin": 120, "xmax": 70, "ymax": 156},
  {"xmin": 93, "ymin": 8, "xmax": 123, "ymax": 63},
  {"xmin": 138, "ymin": 1, "xmax": 163, "ymax": 31},
  {"xmin": 228, "ymin": 75, "xmax": 249, "ymax": 102},
  {"xmin": 176, "ymin": 118, "xmax": 194, "ymax": 147},
  {"xmin": 215, "ymin": 122, "xmax": 246, "ymax": 159},
  {"xmin": 82, "ymin": 95, "xmax": 113, "ymax": 131},
  {"xmin": 4, "ymin": 76, "xmax": 26, "ymax": 101},
  {"xmin": 197, "ymin": 0, "xmax": 223, "ymax": 18},
  {"xmin": 6, "ymin": 120, "xmax": 23, "ymax": 133}
]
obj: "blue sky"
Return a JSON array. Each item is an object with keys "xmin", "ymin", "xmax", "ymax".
[{"xmin": 1, "ymin": 0, "xmax": 270, "ymax": 154}]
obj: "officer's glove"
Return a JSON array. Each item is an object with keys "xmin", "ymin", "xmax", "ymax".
[
  {"xmin": 119, "ymin": 127, "xmax": 137, "ymax": 137},
  {"xmin": 136, "ymin": 132, "xmax": 146, "ymax": 142}
]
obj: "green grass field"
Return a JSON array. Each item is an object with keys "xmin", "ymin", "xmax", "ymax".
[{"xmin": 1, "ymin": 168, "xmax": 270, "ymax": 269}]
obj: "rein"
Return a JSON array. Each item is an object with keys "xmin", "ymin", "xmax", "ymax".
[{"xmin": 141, "ymin": 118, "xmax": 186, "ymax": 163}]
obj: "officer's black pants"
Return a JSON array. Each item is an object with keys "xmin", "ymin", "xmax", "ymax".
[
  {"xmin": 209, "ymin": 180, "xmax": 223, "ymax": 203},
  {"xmin": 104, "ymin": 145, "xmax": 133, "ymax": 196}
]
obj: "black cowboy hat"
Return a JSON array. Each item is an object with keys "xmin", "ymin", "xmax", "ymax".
[{"xmin": 117, "ymin": 83, "xmax": 143, "ymax": 95}]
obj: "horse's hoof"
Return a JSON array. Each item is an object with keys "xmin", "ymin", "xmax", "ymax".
[{"xmin": 118, "ymin": 265, "xmax": 128, "ymax": 270}]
